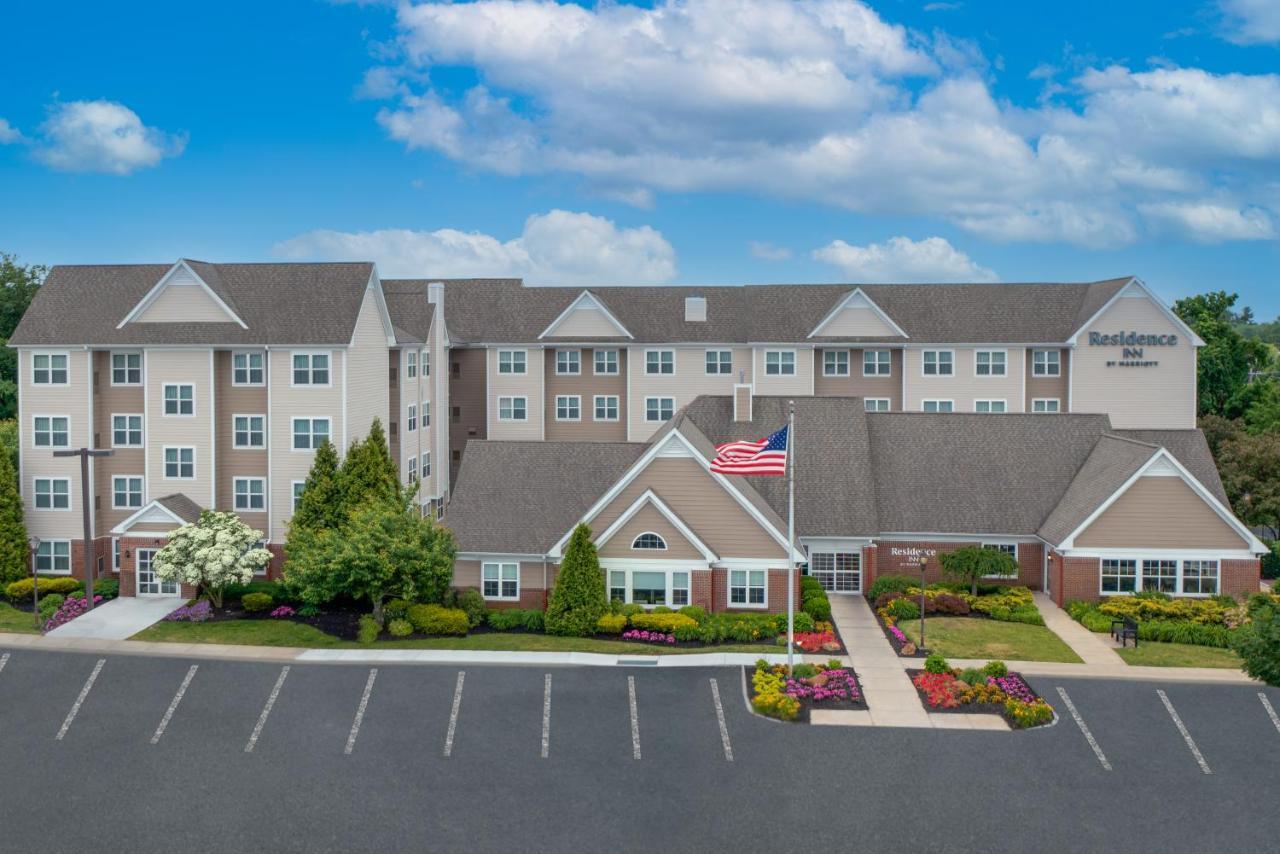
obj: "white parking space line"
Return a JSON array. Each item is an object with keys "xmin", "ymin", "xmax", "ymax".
[
  {"xmin": 1157, "ymin": 689, "xmax": 1212, "ymax": 775},
  {"xmin": 344, "ymin": 668, "xmax": 378, "ymax": 755},
  {"xmin": 710, "ymin": 678, "xmax": 734, "ymax": 762},
  {"xmin": 628, "ymin": 675, "xmax": 641, "ymax": 760},
  {"xmin": 541, "ymin": 674, "xmax": 552, "ymax": 759},
  {"xmin": 1055, "ymin": 687, "xmax": 1110, "ymax": 771},
  {"xmin": 151, "ymin": 664, "xmax": 199, "ymax": 744},
  {"xmin": 443, "ymin": 670, "xmax": 465, "ymax": 758},
  {"xmin": 1260, "ymin": 693, "xmax": 1280, "ymax": 736},
  {"xmin": 244, "ymin": 665, "xmax": 290, "ymax": 754},
  {"xmin": 56, "ymin": 658, "xmax": 105, "ymax": 741},
  {"xmin": 0, "ymin": 652, "xmax": 9, "ymax": 675}
]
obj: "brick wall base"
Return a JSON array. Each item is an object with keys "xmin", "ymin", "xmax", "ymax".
[
  {"xmin": 874, "ymin": 541, "xmax": 1045, "ymax": 591},
  {"xmin": 1051, "ymin": 552, "xmax": 1262, "ymax": 605}
]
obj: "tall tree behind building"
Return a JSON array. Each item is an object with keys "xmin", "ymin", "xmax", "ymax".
[{"xmin": 0, "ymin": 253, "xmax": 47, "ymax": 419}]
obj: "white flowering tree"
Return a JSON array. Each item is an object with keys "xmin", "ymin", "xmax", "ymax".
[{"xmin": 153, "ymin": 510, "xmax": 272, "ymax": 608}]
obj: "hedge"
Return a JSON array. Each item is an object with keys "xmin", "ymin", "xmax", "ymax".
[
  {"xmin": 5, "ymin": 576, "xmax": 83, "ymax": 601},
  {"xmin": 486, "ymin": 608, "xmax": 545, "ymax": 632},
  {"xmin": 406, "ymin": 604, "xmax": 469, "ymax": 636}
]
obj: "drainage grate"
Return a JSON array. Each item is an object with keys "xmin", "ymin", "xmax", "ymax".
[{"xmin": 617, "ymin": 658, "xmax": 660, "ymax": 666}]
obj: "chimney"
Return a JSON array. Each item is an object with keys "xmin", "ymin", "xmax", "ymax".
[
  {"xmin": 733, "ymin": 372, "xmax": 752, "ymax": 423},
  {"xmin": 427, "ymin": 281, "xmax": 444, "ymax": 306},
  {"xmin": 685, "ymin": 293, "xmax": 707, "ymax": 322}
]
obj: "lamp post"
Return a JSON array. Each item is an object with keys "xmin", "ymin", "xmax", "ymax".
[
  {"xmin": 27, "ymin": 535, "xmax": 41, "ymax": 630},
  {"xmin": 917, "ymin": 556, "xmax": 928, "ymax": 652},
  {"xmin": 51, "ymin": 447, "xmax": 113, "ymax": 610}
]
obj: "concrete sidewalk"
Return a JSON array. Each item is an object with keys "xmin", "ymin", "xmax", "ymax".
[{"xmin": 44, "ymin": 596, "xmax": 183, "ymax": 640}]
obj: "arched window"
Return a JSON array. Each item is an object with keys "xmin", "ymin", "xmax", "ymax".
[{"xmin": 631, "ymin": 532, "xmax": 668, "ymax": 550}]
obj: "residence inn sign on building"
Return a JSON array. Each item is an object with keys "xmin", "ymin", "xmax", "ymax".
[{"xmin": 11, "ymin": 265, "xmax": 1261, "ymax": 605}]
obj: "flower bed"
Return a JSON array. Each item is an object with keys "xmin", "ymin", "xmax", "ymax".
[
  {"xmin": 870, "ymin": 580, "xmax": 1044, "ymax": 657},
  {"xmin": 43, "ymin": 594, "xmax": 104, "ymax": 632},
  {"xmin": 1064, "ymin": 592, "xmax": 1280, "ymax": 649},
  {"xmin": 622, "ymin": 629, "xmax": 676, "ymax": 645},
  {"xmin": 748, "ymin": 659, "xmax": 866, "ymax": 722},
  {"xmin": 907, "ymin": 656, "xmax": 1054, "ymax": 729}
]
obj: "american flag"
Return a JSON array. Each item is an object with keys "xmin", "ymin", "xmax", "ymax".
[{"xmin": 709, "ymin": 425, "xmax": 789, "ymax": 476}]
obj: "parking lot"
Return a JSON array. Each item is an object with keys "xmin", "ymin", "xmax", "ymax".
[{"xmin": 1, "ymin": 647, "xmax": 1278, "ymax": 853}]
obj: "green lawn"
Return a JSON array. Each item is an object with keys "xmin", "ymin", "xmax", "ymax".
[
  {"xmin": 1114, "ymin": 641, "xmax": 1243, "ymax": 669},
  {"xmin": 0, "ymin": 602, "xmax": 41, "ymax": 634},
  {"xmin": 131, "ymin": 619, "xmax": 775, "ymax": 655},
  {"xmin": 899, "ymin": 616, "xmax": 1083, "ymax": 663}
]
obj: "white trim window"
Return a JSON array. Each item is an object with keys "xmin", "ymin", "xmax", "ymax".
[
  {"xmin": 609, "ymin": 570, "xmax": 627, "ymax": 603},
  {"xmin": 555, "ymin": 349, "xmax": 581, "ymax": 375},
  {"xmin": 645, "ymin": 349, "xmax": 675, "ymax": 375},
  {"xmin": 980, "ymin": 542, "xmax": 1019, "ymax": 576},
  {"xmin": 863, "ymin": 349, "xmax": 891, "ymax": 376},
  {"xmin": 421, "ymin": 349, "xmax": 430, "ymax": 376},
  {"xmin": 32, "ymin": 353, "xmax": 69, "ymax": 385},
  {"xmin": 421, "ymin": 452, "xmax": 431, "ymax": 480},
  {"xmin": 163, "ymin": 383, "xmax": 195, "ymax": 416},
  {"xmin": 32, "ymin": 416, "xmax": 69, "ymax": 447},
  {"xmin": 729, "ymin": 569, "xmax": 767, "ymax": 607},
  {"xmin": 555, "ymin": 395, "xmax": 581, "ymax": 421},
  {"xmin": 631, "ymin": 532, "xmax": 667, "ymax": 550},
  {"xmin": 1101, "ymin": 559, "xmax": 1138, "ymax": 594},
  {"xmin": 113, "ymin": 538, "xmax": 120, "ymax": 572},
  {"xmin": 112, "ymin": 414, "xmax": 143, "ymax": 447},
  {"xmin": 671, "ymin": 571, "xmax": 690, "ymax": 606},
  {"xmin": 292, "ymin": 417, "xmax": 331, "ymax": 450},
  {"xmin": 764, "ymin": 350, "xmax": 796, "ymax": 376},
  {"xmin": 406, "ymin": 350, "xmax": 418, "ymax": 380},
  {"xmin": 706, "ymin": 350, "xmax": 733, "ymax": 375},
  {"xmin": 497, "ymin": 349, "xmax": 527, "ymax": 375},
  {"xmin": 594, "ymin": 395, "xmax": 619, "ymax": 421},
  {"xmin": 233, "ymin": 415, "xmax": 265, "ymax": 448},
  {"xmin": 234, "ymin": 477, "xmax": 266, "ymax": 511},
  {"xmin": 1032, "ymin": 398, "xmax": 1060, "ymax": 413},
  {"xmin": 922, "ymin": 350, "xmax": 953, "ymax": 376},
  {"xmin": 922, "ymin": 400, "xmax": 953, "ymax": 413},
  {"xmin": 163, "ymin": 447, "xmax": 195, "ymax": 479},
  {"xmin": 232, "ymin": 352, "xmax": 265, "ymax": 385},
  {"xmin": 974, "ymin": 399, "xmax": 1007, "ymax": 413},
  {"xmin": 1142, "ymin": 559, "xmax": 1179, "ymax": 595},
  {"xmin": 292, "ymin": 352, "xmax": 331, "ymax": 386},
  {"xmin": 111, "ymin": 352, "xmax": 142, "ymax": 385},
  {"xmin": 823, "ymin": 350, "xmax": 850, "ymax": 377},
  {"xmin": 422, "ymin": 401, "xmax": 429, "ymax": 428},
  {"xmin": 1032, "ymin": 349, "xmax": 1061, "ymax": 377},
  {"xmin": 33, "ymin": 477, "xmax": 70, "ymax": 510},
  {"xmin": 482, "ymin": 561, "xmax": 519, "ymax": 600},
  {"xmin": 594, "ymin": 349, "xmax": 619, "ymax": 375},
  {"xmin": 975, "ymin": 350, "xmax": 1007, "ymax": 377},
  {"xmin": 112, "ymin": 475, "xmax": 143, "ymax": 509},
  {"xmin": 291, "ymin": 481, "xmax": 306, "ymax": 512},
  {"xmin": 1181, "ymin": 560, "xmax": 1220, "ymax": 595},
  {"xmin": 864, "ymin": 398, "xmax": 890, "ymax": 413},
  {"xmin": 406, "ymin": 456, "xmax": 419, "ymax": 484},
  {"xmin": 645, "ymin": 397, "xmax": 674, "ymax": 422},
  {"xmin": 407, "ymin": 403, "xmax": 418, "ymax": 432},
  {"xmin": 498, "ymin": 396, "xmax": 527, "ymax": 421},
  {"xmin": 34, "ymin": 540, "xmax": 71, "ymax": 574}
]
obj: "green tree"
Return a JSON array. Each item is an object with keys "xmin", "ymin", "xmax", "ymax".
[
  {"xmin": 1174, "ymin": 291, "xmax": 1272, "ymax": 417},
  {"xmin": 0, "ymin": 253, "xmax": 47, "ymax": 419},
  {"xmin": 545, "ymin": 523, "xmax": 607, "ymax": 636},
  {"xmin": 289, "ymin": 439, "xmax": 344, "ymax": 533},
  {"xmin": 0, "ymin": 419, "xmax": 17, "ymax": 482},
  {"xmin": 152, "ymin": 511, "xmax": 272, "ymax": 608},
  {"xmin": 338, "ymin": 418, "xmax": 405, "ymax": 511},
  {"xmin": 0, "ymin": 450, "xmax": 28, "ymax": 585},
  {"xmin": 938, "ymin": 546, "xmax": 1016, "ymax": 596},
  {"xmin": 1218, "ymin": 432, "xmax": 1280, "ymax": 539},
  {"xmin": 1243, "ymin": 380, "xmax": 1280, "ymax": 436},
  {"xmin": 283, "ymin": 502, "xmax": 455, "ymax": 622},
  {"xmin": 1231, "ymin": 596, "xmax": 1280, "ymax": 687},
  {"xmin": 1199, "ymin": 413, "xmax": 1243, "ymax": 460}
]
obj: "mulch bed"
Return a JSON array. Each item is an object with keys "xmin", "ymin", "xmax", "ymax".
[
  {"xmin": 874, "ymin": 611, "xmax": 929, "ymax": 658},
  {"xmin": 905, "ymin": 668, "xmax": 1050, "ymax": 728},
  {"xmin": 746, "ymin": 664, "xmax": 868, "ymax": 724}
]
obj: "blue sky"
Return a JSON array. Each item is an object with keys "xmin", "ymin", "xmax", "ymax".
[{"xmin": 2, "ymin": 0, "xmax": 1278, "ymax": 316}]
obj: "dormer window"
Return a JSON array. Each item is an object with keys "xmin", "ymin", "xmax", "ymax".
[{"xmin": 631, "ymin": 532, "xmax": 668, "ymax": 550}]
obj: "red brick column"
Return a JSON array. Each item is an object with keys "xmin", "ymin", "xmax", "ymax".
[
  {"xmin": 861, "ymin": 544, "xmax": 878, "ymax": 595},
  {"xmin": 1221, "ymin": 558, "xmax": 1261, "ymax": 599},
  {"xmin": 691, "ymin": 569, "xmax": 714, "ymax": 612}
]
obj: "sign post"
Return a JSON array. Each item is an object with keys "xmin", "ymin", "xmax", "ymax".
[{"xmin": 51, "ymin": 447, "xmax": 113, "ymax": 611}]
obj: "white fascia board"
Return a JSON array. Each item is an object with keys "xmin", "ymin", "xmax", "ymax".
[
  {"xmin": 117, "ymin": 259, "xmax": 248, "ymax": 330},
  {"xmin": 807, "ymin": 287, "xmax": 908, "ymax": 339},
  {"xmin": 110, "ymin": 500, "xmax": 187, "ymax": 535},
  {"xmin": 876, "ymin": 532, "xmax": 1041, "ymax": 542},
  {"xmin": 1067, "ymin": 278, "xmax": 1205, "ymax": 348},
  {"xmin": 359, "ymin": 268, "xmax": 397, "ymax": 346},
  {"xmin": 592, "ymin": 489, "xmax": 719, "ymax": 562},
  {"xmin": 537, "ymin": 290, "xmax": 633, "ymax": 340}
]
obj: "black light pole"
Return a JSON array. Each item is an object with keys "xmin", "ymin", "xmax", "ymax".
[
  {"xmin": 918, "ymin": 556, "xmax": 928, "ymax": 652},
  {"xmin": 51, "ymin": 447, "xmax": 113, "ymax": 610},
  {"xmin": 27, "ymin": 535, "xmax": 41, "ymax": 629}
]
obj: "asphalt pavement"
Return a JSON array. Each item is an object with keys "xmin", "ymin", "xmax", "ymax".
[{"xmin": 1, "ymin": 646, "xmax": 1278, "ymax": 853}]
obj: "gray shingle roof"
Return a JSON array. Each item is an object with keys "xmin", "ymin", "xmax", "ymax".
[
  {"xmin": 10, "ymin": 261, "xmax": 376, "ymax": 346},
  {"xmin": 381, "ymin": 280, "xmax": 436, "ymax": 345},
  {"xmin": 1036, "ymin": 435, "xmax": 1158, "ymax": 544},
  {"xmin": 1114, "ymin": 429, "xmax": 1228, "ymax": 505},
  {"xmin": 156, "ymin": 493, "xmax": 204, "ymax": 525},
  {"xmin": 439, "ymin": 278, "xmax": 1133, "ymax": 345}
]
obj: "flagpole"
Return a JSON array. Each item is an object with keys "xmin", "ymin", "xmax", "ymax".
[{"xmin": 786, "ymin": 399, "xmax": 796, "ymax": 674}]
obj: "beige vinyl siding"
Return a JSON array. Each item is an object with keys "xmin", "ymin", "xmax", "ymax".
[
  {"xmin": 544, "ymin": 305, "xmax": 627, "ymax": 337},
  {"xmin": 627, "ymin": 346, "xmax": 751, "ymax": 441},
  {"xmin": 214, "ymin": 351, "xmax": 268, "ymax": 531},
  {"xmin": 1025, "ymin": 348, "xmax": 1069, "ymax": 410},
  {"xmin": 20, "ymin": 349, "xmax": 93, "ymax": 541},
  {"xmin": 487, "ymin": 348, "xmax": 544, "ymax": 440},
  {"xmin": 269, "ymin": 348, "xmax": 345, "ymax": 542},
  {"xmin": 1076, "ymin": 475, "xmax": 1247, "ymax": 550},
  {"xmin": 597, "ymin": 503, "xmax": 705, "ymax": 559},
  {"xmin": 448, "ymin": 348, "xmax": 487, "ymax": 479},
  {"xmin": 817, "ymin": 304, "xmax": 900, "ymax": 337},
  {"xmin": 544, "ymin": 348, "xmax": 627, "ymax": 441},
  {"xmin": 92, "ymin": 351, "xmax": 146, "ymax": 533},
  {"xmin": 453, "ymin": 558, "xmax": 548, "ymax": 592},
  {"xmin": 146, "ymin": 349, "xmax": 215, "ymax": 510},
  {"xmin": 345, "ymin": 285, "xmax": 391, "ymax": 449},
  {"xmin": 1071, "ymin": 291, "xmax": 1197, "ymax": 428},
  {"xmin": 133, "ymin": 268, "xmax": 237, "ymax": 323},
  {"xmin": 591, "ymin": 457, "xmax": 786, "ymax": 559},
  {"xmin": 753, "ymin": 346, "xmax": 813, "ymax": 398},
  {"xmin": 813, "ymin": 348, "xmax": 902, "ymax": 406},
  {"xmin": 904, "ymin": 347, "xmax": 1026, "ymax": 412}
]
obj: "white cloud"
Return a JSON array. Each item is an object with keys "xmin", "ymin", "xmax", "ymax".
[
  {"xmin": 813, "ymin": 235, "xmax": 997, "ymax": 282},
  {"xmin": 1137, "ymin": 201, "xmax": 1275, "ymax": 242},
  {"xmin": 274, "ymin": 209, "xmax": 677, "ymax": 284},
  {"xmin": 33, "ymin": 100, "xmax": 185, "ymax": 175},
  {"xmin": 0, "ymin": 119, "xmax": 21, "ymax": 144},
  {"xmin": 749, "ymin": 241, "xmax": 792, "ymax": 260},
  {"xmin": 1219, "ymin": 0, "xmax": 1280, "ymax": 44},
  {"xmin": 362, "ymin": 0, "xmax": 1280, "ymax": 248}
]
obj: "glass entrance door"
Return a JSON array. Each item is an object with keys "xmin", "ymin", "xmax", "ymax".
[
  {"xmin": 136, "ymin": 549, "xmax": 177, "ymax": 596},
  {"xmin": 809, "ymin": 552, "xmax": 861, "ymax": 595}
]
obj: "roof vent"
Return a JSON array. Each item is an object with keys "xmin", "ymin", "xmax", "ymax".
[
  {"xmin": 733, "ymin": 381, "xmax": 753, "ymax": 423},
  {"xmin": 685, "ymin": 294, "xmax": 707, "ymax": 322}
]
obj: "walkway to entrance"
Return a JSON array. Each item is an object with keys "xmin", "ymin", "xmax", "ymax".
[{"xmin": 45, "ymin": 596, "xmax": 183, "ymax": 640}]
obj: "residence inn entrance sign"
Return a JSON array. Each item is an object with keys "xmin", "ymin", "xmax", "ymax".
[{"xmin": 1088, "ymin": 330, "xmax": 1178, "ymax": 368}]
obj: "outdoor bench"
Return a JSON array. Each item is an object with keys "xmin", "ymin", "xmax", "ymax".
[{"xmin": 1110, "ymin": 616, "xmax": 1138, "ymax": 648}]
